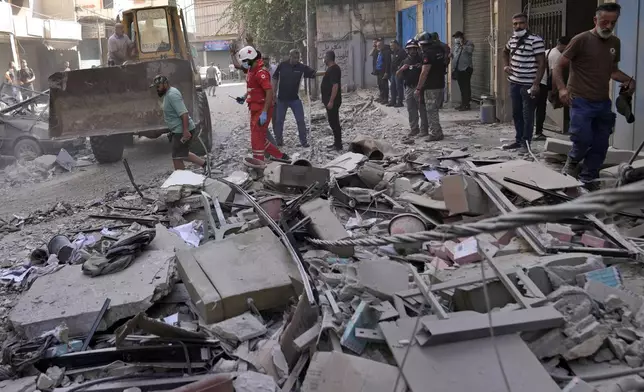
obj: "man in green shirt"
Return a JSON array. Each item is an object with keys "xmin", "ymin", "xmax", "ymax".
[{"xmin": 150, "ymin": 75, "xmax": 207, "ymax": 170}]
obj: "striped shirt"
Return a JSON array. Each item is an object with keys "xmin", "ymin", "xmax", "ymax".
[{"xmin": 505, "ymin": 33, "xmax": 545, "ymax": 86}]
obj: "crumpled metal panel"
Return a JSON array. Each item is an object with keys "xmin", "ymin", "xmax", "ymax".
[{"xmin": 48, "ymin": 58, "xmax": 195, "ymax": 139}]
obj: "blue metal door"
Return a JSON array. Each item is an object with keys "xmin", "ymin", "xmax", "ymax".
[
  {"xmin": 423, "ymin": 0, "xmax": 446, "ymax": 41},
  {"xmin": 613, "ymin": 0, "xmax": 642, "ymax": 150},
  {"xmin": 399, "ymin": 6, "xmax": 417, "ymax": 44}
]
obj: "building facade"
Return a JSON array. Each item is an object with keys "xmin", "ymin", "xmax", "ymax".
[
  {"xmin": 316, "ymin": 0, "xmax": 397, "ymax": 90},
  {"xmin": 192, "ymin": 0, "xmax": 238, "ymax": 68},
  {"xmin": 395, "ymin": 0, "xmax": 606, "ymax": 127},
  {"xmin": 2, "ymin": 0, "xmax": 82, "ymax": 92}
]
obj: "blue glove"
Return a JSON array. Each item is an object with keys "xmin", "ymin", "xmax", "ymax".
[
  {"xmin": 259, "ymin": 111, "xmax": 268, "ymax": 126},
  {"xmin": 236, "ymin": 96, "xmax": 245, "ymax": 104}
]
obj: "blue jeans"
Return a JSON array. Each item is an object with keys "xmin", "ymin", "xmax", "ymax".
[
  {"xmin": 568, "ymin": 97, "xmax": 616, "ymax": 183},
  {"xmin": 389, "ymin": 74, "xmax": 404, "ymax": 104},
  {"xmin": 510, "ymin": 83, "xmax": 537, "ymax": 144},
  {"xmin": 273, "ymin": 98, "xmax": 307, "ymax": 146}
]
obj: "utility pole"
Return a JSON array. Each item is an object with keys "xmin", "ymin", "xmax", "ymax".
[{"xmin": 97, "ymin": 20, "xmax": 103, "ymax": 65}]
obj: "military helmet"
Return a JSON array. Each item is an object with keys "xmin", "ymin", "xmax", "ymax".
[
  {"xmin": 415, "ymin": 31, "xmax": 432, "ymax": 45},
  {"xmin": 405, "ymin": 39, "xmax": 419, "ymax": 49}
]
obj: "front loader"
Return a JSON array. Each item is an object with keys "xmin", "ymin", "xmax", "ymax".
[{"xmin": 48, "ymin": 6, "xmax": 212, "ymax": 163}]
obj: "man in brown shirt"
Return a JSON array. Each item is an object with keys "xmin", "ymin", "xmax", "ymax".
[{"xmin": 554, "ymin": 2, "xmax": 635, "ymax": 189}]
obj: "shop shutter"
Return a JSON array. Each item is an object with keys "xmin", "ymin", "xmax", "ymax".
[{"xmin": 463, "ymin": 0, "xmax": 491, "ymax": 99}]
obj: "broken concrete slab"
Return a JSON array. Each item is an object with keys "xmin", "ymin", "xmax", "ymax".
[
  {"xmin": 380, "ymin": 318, "xmax": 561, "ymax": 392},
  {"xmin": 148, "ymin": 224, "xmax": 190, "ymax": 253},
  {"xmin": 265, "ymin": 162, "xmax": 330, "ymax": 189},
  {"xmin": 10, "ymin": 250, "xmax": 175, "ymax": 339},
  {"xmin": 161, "ymin": 170, "xmax": 205, "ymax": 189},
  {"xmin": 232, "ymin": 371, "xmax": 277, "ymax": 392},
  {"xmin": 0, "ymin": 376, "xmax": 37, "ymax": 392},
  {"xmin": 204, "ymin": 178, "xmax": 234, "ymax": 203},
  {"xmin": 302, "ymin": 351, "xmax": 406, "ymax": 392},
  {"xmin": 323, "ymin": 152, "xmax": 367, "ymax": 177},
  {"xmin": 608, "ymin": 336, "xmax": 629, "ymax": 359},
  {"xmin": 34, "ymin": 155, "xmax": 57, "ymax": 171},
  {"xmin": 207, "ymin": 313, "xmax": 266, "ymax": 343},
  {"xmin": 176, "ymin": 227, "xmax": 295, "ymax": 324},
  {"xmin": 527, "ymin": 253, "xmax": 602, "ymax": 295},
  {"xmin": 546, "ymin": 138, "xmax": 644, "ymax": 166},
  {"xmin": 564, "ymin": 333, "xmax": 605, "ymax": 361},
  {"xmin": 399, "ymin": 192, "xmax": 448, "ymax": 211},
  {"xmin": 441, "ymin": 175, "xmax": 489, "ymax": 215},
  {"xmin": 300, "ymin": 198, "xmax": 354, "ymax": 257},
  {"xmin": 419, "ymin": 306, "xmax": 564, "ymax": 346},
  {"xmin": 584, "ymin": 280, "xmax": 643, "ymax": 312},
  {"xmin": 349, "ymin": 258, "xmax": 409, "ymax": 300}
]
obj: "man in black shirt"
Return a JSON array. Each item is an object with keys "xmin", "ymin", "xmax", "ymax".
[
  {"xmin": 272, "ymin": 49, "xmax": 317, "ymax": 147},
  {"xmin": 415, "ymin": 31, "xmax": 446, "ymax": 141},
  {"xmin": 321, "ymin": 51, "xmax": 342, "ymax": 151},
  {"xmin": 397, "ymin": 39, "xmax": 427, "ymax": 142},
  {"xmin": 388, "ymin": 40, "xmax": 407, "ymax": 107}
]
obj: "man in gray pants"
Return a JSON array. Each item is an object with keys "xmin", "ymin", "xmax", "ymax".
[
  {"xmin": 415, "ymin": 32, "xmax": 446, "ymax": 142},
  {"xmin": 397, "ymin": 39, "xmax": 428, "ymax": 142}
]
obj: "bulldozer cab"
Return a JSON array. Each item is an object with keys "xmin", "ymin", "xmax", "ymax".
[
  {"xmin": 119, "ymin": 7, "xmax": 193, "ymax": 65},
  {"xmin": 47, "ymin": 5, "xmax": 212, "ymax": 164}
]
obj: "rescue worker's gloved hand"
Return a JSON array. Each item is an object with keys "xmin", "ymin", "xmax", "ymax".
[
  {"xmin": 235, "ymin": 96, "xmax": 245, "ymax": 104},
  {"xmin": 259, "ymin": 111, "xmax": 268, "ymax": 126}
]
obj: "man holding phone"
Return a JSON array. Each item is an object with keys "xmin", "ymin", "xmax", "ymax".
[{"xmin": 151, "ymin": 75, "xmax": 207, "ymax": 170}]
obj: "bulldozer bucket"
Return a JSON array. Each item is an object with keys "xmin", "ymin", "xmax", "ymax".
[{"xmin": 48, "ymin": 59, "xmax": 195, "ymax": 139}]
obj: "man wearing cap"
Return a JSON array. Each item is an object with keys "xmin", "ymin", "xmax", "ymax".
[
  {"xmin": 151, "ymin": 75, "xmax": 207, "ymax": 170},
  {"xmin": 451, "ymin": 31, "xmax": 474, "ymax": 111}
]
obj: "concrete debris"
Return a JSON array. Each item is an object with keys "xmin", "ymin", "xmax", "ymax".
[
  {"xmin": 207, "ymin": 313, "xmax": 266, "ymax": 343},
  {"xmin": 232, "ymin": 371, "xmax": 277, "ymax": 392},
  {"xmin": 3, "ymin": 90, "xmax": 644, "ymax": 392},
  {"xmin": 608, "ymin": 336, "xmax": 629, "ymax": 359}
]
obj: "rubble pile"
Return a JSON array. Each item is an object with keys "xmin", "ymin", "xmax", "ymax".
[
  {"xmin": 3, "ymin": 131, "xmax": 644, "ymax": 392},
  {"xmin": 1, "ymin": 148, "xmax": 93, "ymax": 187}
]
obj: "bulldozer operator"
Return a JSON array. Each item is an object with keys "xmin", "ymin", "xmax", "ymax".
[{"xmin": 108, "ymin": 23, "xmax": 136, "ymax": 66}]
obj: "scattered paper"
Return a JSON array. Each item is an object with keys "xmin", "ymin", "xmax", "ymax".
[
  {"xmin": 169, "ymin": 221, "xmax": 202, "ymax": 247},
  {"xmin": 423, "ymin": 170, "xmax": 443, "ymax": 182}
]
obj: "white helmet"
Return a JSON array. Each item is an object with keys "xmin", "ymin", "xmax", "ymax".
[{"xmin": 237, "ymin": 46, "xmax": 258, "ymax": 62}]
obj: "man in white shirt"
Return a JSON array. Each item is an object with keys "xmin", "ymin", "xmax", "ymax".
[
  {"xmin": 534, "ymin": 36, "xmax": 571, "ymax": 140},
  {"xmin": 108, "ymin": 23, "xmax": 134, "ymax": 66},
  {"xmin": 502, "ymin": 13, "xmax": 546, "ymax": 152}
]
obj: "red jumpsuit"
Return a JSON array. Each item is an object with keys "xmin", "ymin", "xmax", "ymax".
[{"xmin": 246, "ymin": 59, "xmax": 284, "ymax": 161}]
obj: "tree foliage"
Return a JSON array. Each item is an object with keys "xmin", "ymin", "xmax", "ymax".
[{"xmin": 227, "ymin": 0, "xmax": 309, "ymax": 60}]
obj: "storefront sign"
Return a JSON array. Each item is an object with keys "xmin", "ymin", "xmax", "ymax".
[
  {"xmin": 27, "ymin": 17, "xmax": 44, "ymax": 38},
  {"xmin": 76, "ymin": 0, "xmax": 103, "ymax": 8},
  {"xmin": 204, "ymin": 40, "xmax": 230, "ymax": 51},
  {"xmin": 44, "ymin": 20, "xmax": 82, "ymax": 41},
  {"xmin": 0, "ymin": 3, "xmax": 13, "ymax": 34}
]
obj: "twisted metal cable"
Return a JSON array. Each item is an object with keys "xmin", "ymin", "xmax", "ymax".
[{"xmin": 308, "ymin": 179, "xmax": 644, "ymax": 247}]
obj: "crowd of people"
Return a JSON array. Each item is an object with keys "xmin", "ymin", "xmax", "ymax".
[{"xmin": 5, "ymin": 4, "xmax": 638, "ymax": 195}]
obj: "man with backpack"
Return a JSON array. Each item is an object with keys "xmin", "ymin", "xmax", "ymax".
[{"xmin": 534, "ymin": 36, "xmax": 570, "ymax": 141}]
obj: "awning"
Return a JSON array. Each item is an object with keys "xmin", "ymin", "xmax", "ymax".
[{"xmin": 43, "ymin": 40, "xmax": 78, "ymax": 51}]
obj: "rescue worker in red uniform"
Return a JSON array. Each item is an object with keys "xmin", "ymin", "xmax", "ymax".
[{"xmin": 235, "ymin": 46, "xmax": 289, "ymax": 161}]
